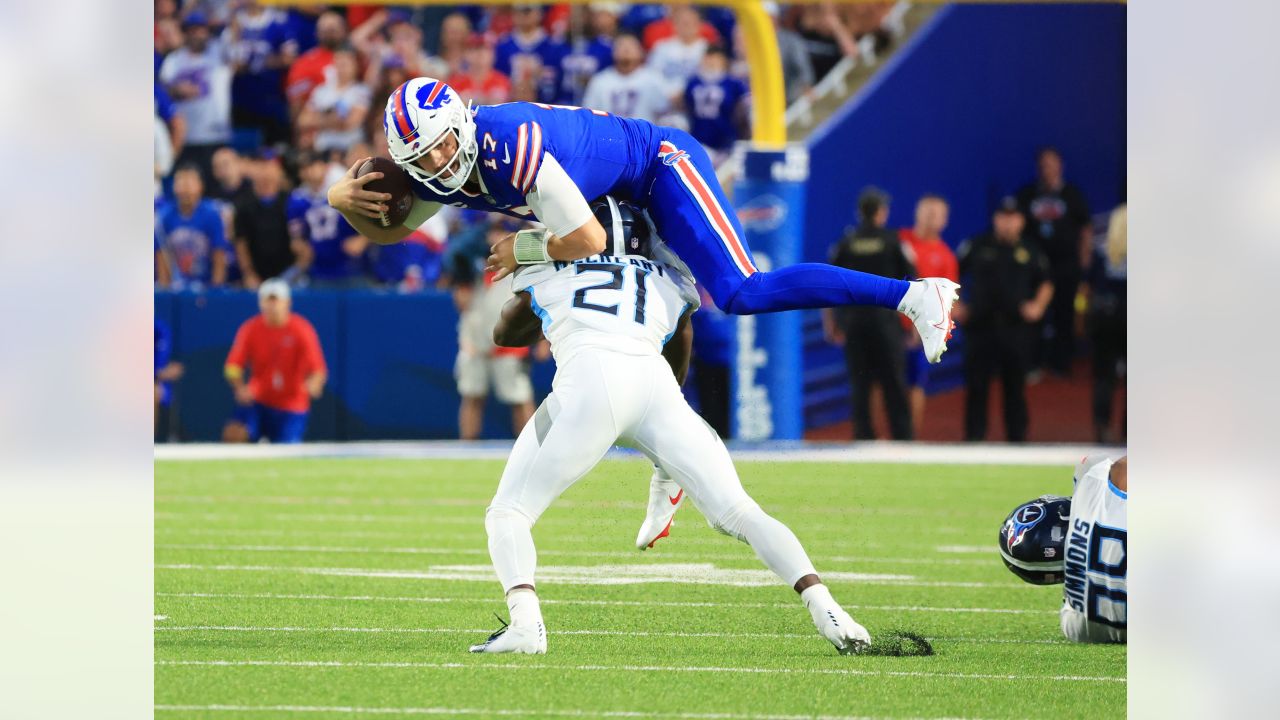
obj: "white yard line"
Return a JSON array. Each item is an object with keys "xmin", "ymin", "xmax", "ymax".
[
  {"xmin": 153, "ymin": 624, "xmax": 1071, "ymax": 645},
  {"xmin": 154, "ymin": 563, "xmax": 1019, "ymax": 589},
  {"xmin": 155, "ymin": 543, "xmax": 993, "ymax": 567},
  {"xmin": 155, "ymin": 591, "xmax": 1055, "ymax": 615},
  {"xmin": 154, "ymin": 658, "xmax": 1125, "ymax": 683},
  {"xmin": 155, "ymin": 440, "xmax": 1116, "ymax": 465},
  {"xmin": 154, "ymin": 704, "xmax": 963, "ymax": 720}
]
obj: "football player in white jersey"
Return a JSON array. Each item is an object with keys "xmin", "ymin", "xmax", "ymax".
[
  {"xmin": 468, "ymin": 198, "xmax": 873, "ymax": 656},
  {"xmin": 998, "ymin": 455, "xmax": 1127, "ymax": 643}
]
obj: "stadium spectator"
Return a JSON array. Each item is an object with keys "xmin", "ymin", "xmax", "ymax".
[
  {"xmin": 1087, "ymin": 203, "xmax": 1127, "ymax": 443},
  {"xmin": 641, "ymin": 3, "xmax": 721, "ymax": 50},
  {"xmin": 555, "ymin": 3, "xmax": 618, "ymax": 105},
  {"xmin": 648, "ymin": 5, "xmax": 710, "ymax": 101},
  {"xmin": 762, "ymin": 4, "xmax": 815, "ymax": 105},
  {"xmin": 297, "ymin": 46, "xmax": 372, "ymax": 156},
  {"xmin": 354, "ymin": 9, "xmax": 445, "ymax": 82},
  {"xmin": 435, "ymin": 11, "xmax": 474, "ymax": 78},
  {"xmin": 1016, "ymin": 146, "xmax": 1092, "ymax": 376},
  {"xmin": 494, "ymin": 4, "xmax": 569, "ymax": 104},
  {"xmin": 684, "ymin": 45, "xmax": 749, "ymax": 164},
  {"xmin": 448, "ymin": 34, "xmax": 512, "ymax": 106},
  {"xmin": 285, "ymin": 10, "xmax": 346, "ymax": 117},
  {"xmin": 154, "ymin": 318, "xmax": 184, "ymax": 441},
  {"xmin": 223, "ymin": 279, "xmax": 327, "ymax": 444},
  {"xmin": 234, "ymin": 156, "xmax": 312, "ymax": 289},
  {"xmin": 957, "ymin": 197, "xmax": 1053, "ymax": 443},
  {"xmin": 822, "ymin": 188, "xmax": 915, "ymax": 440},
  {"xmin": 581, "ymin": 33, "xmax": 668, "ymax": 121},
  {"xmin": 372, "ymin": 210, "xmax": 451, "ymax": 292},
  {"xmin": 793, "ymin": 2, "xmax": 858, "ymax": 83},
  {"xmin": 159, "ymin": 11, "xmax": 233, "ymax": 183},
  {"xmin": 454, "ymin": 219, "xmax": 542, "ymax": 439},
  {"xmin": 154, "ymin": 17, "xmax": 184, "ymax": 77},
  {"xmin": 155, "ymin": 164, "xmax": 230, "ymax": 289},
  {"xmin": 288, "ymin": 151, "xmax": 367, "ymax": 289},
  {"xmin": 154, "ymin": 84, "xmax": 187, "ymax": 174},
  {"xmin": 223, "ymin": 1, "xmax": 296, "ymax": 146},
  {"xmin": 899, "ymin": 194, "xmax": 958, "ymax": 438},
  {"xmin": 691, "ymin": 285, "xmax": 733, "ymax": 438}
]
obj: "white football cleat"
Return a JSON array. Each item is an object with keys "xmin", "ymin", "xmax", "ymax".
[
  {"xmin": 898, "ymin": 278, "xmax": 960, "ymax": 364},
  {"xmin": 636, "ymin": 466, "xmax": 686, "ymax": 550},
  {"xmin": 468, "ymin": 616, "xmax": 546, "ymax": 654},
  {"xmin": 812, "ymin": 605, "xmax": 872, "ymax": 656}
]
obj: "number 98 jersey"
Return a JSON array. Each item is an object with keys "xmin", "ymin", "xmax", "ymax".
[
  {"xmin": 1060, "ymin": 455, "xmax": 1128, "ymax": 643},
  {"xmin": 512, "ymin": 253, "xmax": 699, "ymax": 365}
]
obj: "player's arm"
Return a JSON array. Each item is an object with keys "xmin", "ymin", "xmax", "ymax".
[
  {"xmin": 661, "ymin": 308, "xmax": 694, "ymax": 386},
  {"xmin": 327, "ymin": 158, "xmax": 440, "ymax": 245},
  {"xmin": 488, "ymin": 153, "xmax": 605, "ymax": 279},
  {"xmin": 492, "ymin": 291, "xmax": 544, "ymax": 348}
]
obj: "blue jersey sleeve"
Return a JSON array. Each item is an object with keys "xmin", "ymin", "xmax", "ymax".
[
  {"xmin": 200, "ymin": 201, "xmax": 230, "ymax": 251},
  {"xmin": 286, "ymin": 193, "xmax": 309, "ymax": 239}
]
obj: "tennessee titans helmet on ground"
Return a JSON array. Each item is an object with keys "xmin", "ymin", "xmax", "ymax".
[
  {"xmin": 998, "ymin": 495, "xmax": 1071, "ymax": 585},
  {"xmin": 591, "ymin": 196, "xmax": 653, "ymax": 258}
]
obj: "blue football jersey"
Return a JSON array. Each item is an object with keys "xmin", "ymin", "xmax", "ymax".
[
  {"xmin": 684, "ymin": 73, "xmax": 748, "ymax": 152},
  {"xmin": 156, "ymin": 199, "xmax": 231, "ymax": 284},
  {"xmin": 494, "ymin": 33, "xmax": 569, "ymax": 104},
  {"xmin": 225, "ymin": 9, "xmax": 295, "ymax": 118},
  {"xmin": 408, "ymin": 102, "xmax": 664, "ymax": 217},
  {"xmin": 287, "ymin": 188, "xmax": 360, "ymax": 280}
]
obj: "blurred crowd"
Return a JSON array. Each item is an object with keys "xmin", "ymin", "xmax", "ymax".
[
  {"xmin": 154, "ymin": 0, "xmax": 906, "ymax": 293},
  {"xmin": 823, "ymin": 148, "xmax": 1127, "ymax": 445}
]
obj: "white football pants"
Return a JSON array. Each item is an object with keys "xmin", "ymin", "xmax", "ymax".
[{"xmin": 484, "ymin": 348, "xmax": 818, "ymax": 592}]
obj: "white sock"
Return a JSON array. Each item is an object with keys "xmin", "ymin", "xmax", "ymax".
[
  {"xmin": 896, "ymin": 279, "xmax": 924, "ymax": 315},
  {"xmin": 506, "ymin": 587, "xmax": 543, "ymax": 628}
]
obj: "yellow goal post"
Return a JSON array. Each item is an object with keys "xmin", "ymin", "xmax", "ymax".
[{"xmin": 268, "ymin": 0, "xmax": 788, "ymax": 147}]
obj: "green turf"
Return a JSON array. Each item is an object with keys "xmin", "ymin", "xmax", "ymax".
[{"xmin": 155, "ymin": 458, "xmax": 1126, "ymax": 719}]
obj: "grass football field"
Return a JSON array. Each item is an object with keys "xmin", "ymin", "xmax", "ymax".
[{"xmin": 155, "ymin": 456, "xmax": 1126, "ymax": 719}]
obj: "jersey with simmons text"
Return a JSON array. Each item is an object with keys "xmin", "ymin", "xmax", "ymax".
[
  {"xmin": 511, "ymin": 253, "xmax": 698, "ymax": 365},
  {"xmin": 402, "ymin": 102, "xmax": 666, "ymax": 219},
  {"xmin": 1060, "ymin": 455, "xmax": 1128, "ymax": 643}
]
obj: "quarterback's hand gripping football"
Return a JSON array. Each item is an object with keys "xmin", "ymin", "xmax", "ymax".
[{"xmin": 327, "ymin": 158, "xmax": 392, "ymax": 220}]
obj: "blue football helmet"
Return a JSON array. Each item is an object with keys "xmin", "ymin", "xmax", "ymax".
[{"xmin": 998, "ymin": 495, "xmax": 1071, "ymax": 585}]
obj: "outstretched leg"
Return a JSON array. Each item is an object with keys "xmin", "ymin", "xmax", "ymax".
[{"xmin": 624, "ymin": 361, "xmax": 872, "ymax": 654}]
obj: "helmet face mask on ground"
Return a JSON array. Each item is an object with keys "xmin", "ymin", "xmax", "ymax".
[
  {"xmin": 384, "ymin": 78, "xmax": 478, "ymax": 195},
  {"xmin": 998, "ymin": 494, "xmax": 1071, "ymax": 585}
]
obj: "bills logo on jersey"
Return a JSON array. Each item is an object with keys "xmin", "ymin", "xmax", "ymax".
[
  {"xmin": 1005, "ymin": 503, "xmax": 1045, "ymax": 551},
  {"xmin": 662, "ymin": 149, "xmax": 688, "ymax": 167}
]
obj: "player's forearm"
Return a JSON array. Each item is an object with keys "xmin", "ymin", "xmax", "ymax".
[
  {"xmin": 494, "ymin": 294, "xmax": 544, "ymax": 348},
  {"xmin": 662, "ymin": 314, "xmax": 693, "ymax": 386},
  {"xmin": 547, "ymin": 222, "xmax": 606, "ymax": 261}
]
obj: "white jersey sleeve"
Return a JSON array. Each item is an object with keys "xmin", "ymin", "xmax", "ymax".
[
  {"xmin": 1060, "ymin": 456, "xmax": 1128, "ymax": 643},
  {"xmin": 511, "ymin": 254, "xmax": 695, "ymax": 365},
  {"xmin": 526, "ymin": 153, "xmax": 594, "ymax": 239}
]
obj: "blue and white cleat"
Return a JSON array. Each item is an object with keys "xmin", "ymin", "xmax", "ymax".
[
  {"xmin": 468, "ymin": 615, "xmax": 546, "ymax": 654},
  {"xmin": 636, "ymin": 465, "xmax": 685, "ymax": 550}
]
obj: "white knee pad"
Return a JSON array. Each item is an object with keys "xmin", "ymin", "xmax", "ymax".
[
  {"xmin": 485, "ymin": 503, "xmax": 535, "ymax": 532},
  {"xmin": 710, "ymin": 499, "xmax": 765, "ymax": 543}
]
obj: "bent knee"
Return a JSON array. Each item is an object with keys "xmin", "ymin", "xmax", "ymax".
[
  {"xmin": 485, "ymin": 502, "xmax": 536, "ymax": 527},
  {"xmin": 717, "ymin": 272, "xmax": 763, "ymax": 315},
  {"xmin": 709, "ymin": 498, "xmax": 763, "ymax": 540}
]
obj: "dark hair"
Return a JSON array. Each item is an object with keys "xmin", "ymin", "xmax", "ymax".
[
  {"xmin": 704, "ymin": 44, "xmax": 730, "ymax": 59},
  {"xmin": 173, "ymin": 163, "xmax": 202, "ymax": 177}
]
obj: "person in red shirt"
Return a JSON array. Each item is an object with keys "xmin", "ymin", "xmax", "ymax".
[
  {"xmin": 899, "ymin": 194, "xmax": 959, "ymax": 437},
  {"xmin": 447, "ymin": 34, "xmax": 513, "ymax": 106},
  {"xmin": 641, "ymin": 4, "xmax": 722, "ymax": 50},
  {"xmin": 285, "ymin": 11, "xmax": 347, "ymax": 119},
  {"xmin": 222, "ymin": 279, "xmax": 327, "ymax": 443}
]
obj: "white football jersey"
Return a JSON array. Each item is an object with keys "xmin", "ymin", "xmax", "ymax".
[
  {"xmin": 511, "ymin": 253, "xmax": 699, "ymax": 365},
  {"xmin": 1060, "ymin": 455, "xmax": 1128, "ymax": 643},
  {"xmin": 581, "ymin": 67, "xmax": 672, "ymax": 123}
]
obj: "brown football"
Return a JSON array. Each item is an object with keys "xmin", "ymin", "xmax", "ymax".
[{"xmin": 355, "ymin": 157, "xmax": 414, "ymax": 228}]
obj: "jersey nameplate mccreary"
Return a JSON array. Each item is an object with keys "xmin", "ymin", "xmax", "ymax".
[
  {"xmin": 1061, "ymin": 456, "xmax": 1128, "ymax": 643},
  {"xmin": 512, "ymin": 253, "xmax": 700, "ymax": 366}
]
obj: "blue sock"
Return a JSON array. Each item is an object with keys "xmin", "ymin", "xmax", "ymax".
[{"xmin": 719, "ymin": 264, "xmax": 910, "ymax": 315}]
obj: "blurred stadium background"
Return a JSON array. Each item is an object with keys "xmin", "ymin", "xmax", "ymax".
[{"xmin": 153, "ymin": 0, "xmax": 1126, "ymax": 446}]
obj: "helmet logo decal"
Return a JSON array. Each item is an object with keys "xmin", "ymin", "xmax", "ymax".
[
  {"xmin": 1006, "ymin": 503, "xmax": 1045, "ymax": 551},
  {"xmin": 416, "ymin": 81, "xmax": 451, "ymax": 110}
]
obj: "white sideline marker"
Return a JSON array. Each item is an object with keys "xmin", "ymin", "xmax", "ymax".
[
  {"xmin": 156, "ymin": 591, "xmax": 1057, "ymax": 615},
  {"xmin": 154, "ymin": 658, "xmax": 1126, "ymax": 683}
]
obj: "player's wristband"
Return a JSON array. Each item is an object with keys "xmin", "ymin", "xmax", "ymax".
[{"xmin": 513, "ymin": 229, "xmax": 552, "ymax": 265}]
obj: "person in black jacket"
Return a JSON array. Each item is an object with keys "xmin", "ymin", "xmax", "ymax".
[
  {"xmin": 957, "ymin": 197, "xmax": 1053, "ymax": 442},
  {"xmin": 822, "ymin": 187, "xmax": 916, "ymax": 440},
  {"xmin": 234, "ymin": 155, "xmax": 312, "ymax": 289}
]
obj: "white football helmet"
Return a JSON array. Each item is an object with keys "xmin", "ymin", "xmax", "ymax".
[{"xmin": 383, "ymin": 77, "xmax": 478, "ymax": 196}]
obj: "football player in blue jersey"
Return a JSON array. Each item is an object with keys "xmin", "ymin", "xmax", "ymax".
[{"xmin": 326, "ymin": 77, "xmax": 959, "ymax": 362}]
